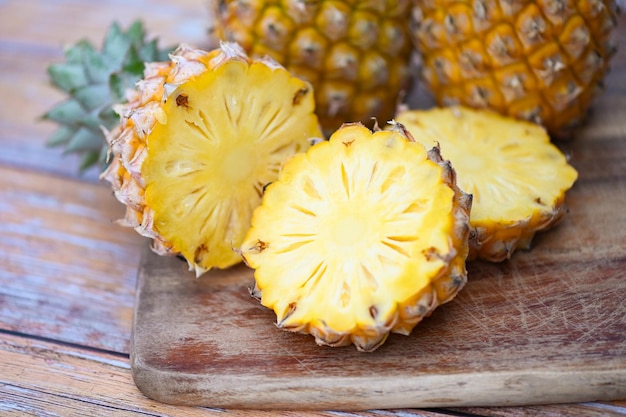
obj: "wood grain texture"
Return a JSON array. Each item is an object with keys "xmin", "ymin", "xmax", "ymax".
[
  {"xmin": 447, "ymin": 403, "xmax": 626, "ymax": 417},
  {"xmin": 0, "ymin": 165, "xmax": 144, "ymax": 353},
  {"xmin": 2, "ymin": 331, "xmax": 376, "ymax": 417}
]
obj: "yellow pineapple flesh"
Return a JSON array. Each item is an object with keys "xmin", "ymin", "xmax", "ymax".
[
  {"xmin": 101, "ymin": 42, "xmax": 323, "ymax": 276},
  {"xmin": 396, "ymin": 106, "xmax": 578, "ymax": 262},
  {"xmin": 409, "ymin": 0, "xmax": 619, "ymax": 136},
  {"xmin": 240, "ymin": 123, "xmax": 472, "ymax": 352},
  {"xmin": 214, "ymin": 0, "xmax": 413, "ymax": 135}
]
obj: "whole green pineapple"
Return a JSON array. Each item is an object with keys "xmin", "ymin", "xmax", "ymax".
[{"xmin": 43, "ymin": 21, "xmax": 172, "ymax": 171}]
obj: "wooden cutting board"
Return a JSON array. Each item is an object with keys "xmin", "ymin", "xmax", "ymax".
[{"xmin": 130, "ymin": 108, "xmax": 626, "ymax": 410}]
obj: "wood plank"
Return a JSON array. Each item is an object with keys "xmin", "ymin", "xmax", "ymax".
[
  {"xmin": 3, "ymin": 332, "xmax": 623, "ymax": 417},
  {"xmin": 448, "ymin": 402, "xmax": 626, "ymax": 417},
  {"xmin": 0, "ymin": 0, "xmax": 210, "ymax": 47},
  {"xmin": 0, "ymin": 165, "xmax": 143, "ymax": 353},
  {"xmin": 2, "ymin": 331, "xmax": 397, "ymax": 417},
  {"xmin": 131, "ymin": 157, "xmax": 626, "ymax": 408}
]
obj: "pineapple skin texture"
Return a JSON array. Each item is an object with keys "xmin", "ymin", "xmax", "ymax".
[
  {"xmin": 241, "ymin": 123, "xmax": 472, "ymax": 352},
  {"xmin": 396, "ymin": 106, "xmax": 579, "ymax": 262},
  {"xmin": 214, "ymin": 0, "xmax": 414, "ymax": 135},
  {"xmin": 410, "ymin": 0, "xmax": 619, "ymax": 137},
  {"xmin": 101, "ymin": 43, "xmax": 322, "ymax": 276}
]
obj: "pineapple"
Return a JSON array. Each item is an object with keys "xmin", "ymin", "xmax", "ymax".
[
  {"xmin": 213, "ymin": 0, "xmax": 414, "ymax": 135},
  {"xmin": 101, "ymin": 42, "xmax": 323, "ymax": 276},
  {"xmin": 43, "ymin": 21, "xmax": 172, "ymax": 171},
  {"xmin": 240, "ymin": 123, "xmax": 472, "ymax": 352},
  {"xmin": 395, "ymin": 106, "xmax": 578, "ymax": 262},
  {"xmin": 409, "ymin": 0, "xmax": 619, "ymax": 137}
]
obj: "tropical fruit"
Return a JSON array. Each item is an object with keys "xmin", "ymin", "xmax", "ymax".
[
  {"xmin": 43, "ymin": 21, "xmax": 172, "ymax": 171},
  {"xmin": 409, "ymin": 0, "xmax": 619, "ymax": 137},
  {"xmin": 213, "ymin": 0, "xmax": 414, "ymax": 135},
  {"xmin": 395, "ymin": 106, "xmax": 578, "ymax": 262},
  {"xmin": 101, "ymin": 42, "xmax": 323, "ymax": 276},
  {"xmin": 240, "ymin": 122, "xmax": 472, "ymax": 351}
]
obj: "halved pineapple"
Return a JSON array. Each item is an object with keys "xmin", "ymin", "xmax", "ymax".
[
  {"xmin": 395, "ymin": 106, "xmax": 578, "ymax": 262},
  {"xmin": 240, "ymin": 123, "xmax": 472, "ymax": 352},
  {"xmin": 101, "ymin": 42, "xmax": 323, "ymax": 276}
]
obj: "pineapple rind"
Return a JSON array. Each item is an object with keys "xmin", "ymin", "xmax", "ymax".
[
  {"xmin": 396, "ymin": 106, "xmax": 578, "ymax": 262},
  {"xmin": 101, "ymin": 42, "xmax": 322, "ymax": 276},
  {"xmin": 214, "ymin": 0, "xmax": 413, "ymax": 135},
  {"xmin": 241, "ymin": 123, "xmax": 471, "ymax": 352},
  {"xmin": 409, "ymin": 0, "xmax": 619, "ymax": 136}
]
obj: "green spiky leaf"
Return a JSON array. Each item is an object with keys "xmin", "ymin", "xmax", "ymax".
[
  {"xmin": 46, "ymin": 125, "xmax": 76, "ymax": 147},
  {"xmin": 43, "ymin": 99, "xmax": 87, "ymax": 125},
  {"xmin": 79, "ymin": 151, "xmax": 102, "ymax": 171},
  {"xmin": 43, "ymin": 20, "xmax": 173, "ymax": 173},
  {"xmin": 103, "ymin": 22, "xmax": 132, "ymax": 63},
  {"xmin": 122, "ymin": 45, "xmax": 146, "ymax": 77},
  {"xmin": 109, "ymin": 72, "xmax": 126, "ymax": 103},
  {"xmin": 65, "ymin": 127, "xmax": 104, "ymax": 153},
  {"xmin": 141, "ymin": 40, "xmax": 160, "ymax": 62},
  {"xmin": 47, "ymin": 63, "xmax": 88, "ymax": 92},
  {"xmin": 73, "ymin": 84, "xmax": 111, "ymax": 112}
]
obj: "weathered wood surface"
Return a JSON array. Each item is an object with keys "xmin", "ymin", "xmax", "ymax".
[{"xmin": 0, "ymin": 0, "xmax": 625, "ymax": 415}]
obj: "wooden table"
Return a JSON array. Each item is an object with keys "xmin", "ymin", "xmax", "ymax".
[{"xmin": 1, "ymin": 1, "xmax": 625, "ymax": 416}]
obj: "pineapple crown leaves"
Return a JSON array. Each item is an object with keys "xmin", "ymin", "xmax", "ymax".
[{"xmin": 42, "ymin": 20, "xmax": 173, "ymax": 172}]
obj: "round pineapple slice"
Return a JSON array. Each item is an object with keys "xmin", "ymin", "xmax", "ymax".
[
  {"xmin": 101, "ymin": 42, "xmax": 323, "ymax": 276},
  {"xmin": 240, "ymin": 123, "xmax": 472, "ymax": 352},
  {"xmin": 395, "ymin": 106, "xmax": 579, "ymax": 262}
]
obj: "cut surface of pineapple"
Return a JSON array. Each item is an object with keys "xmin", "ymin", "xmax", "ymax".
[
  {"xmin": 396, "ymin": 106, "xmax": 578, "ymax": 262},
  {"xmin": 101, "ymin": 42, "xmax": 322, "ymax": 276},
  {"xmin": 240, "ymin": 123, "xmax": 471, "ymax": 352}
]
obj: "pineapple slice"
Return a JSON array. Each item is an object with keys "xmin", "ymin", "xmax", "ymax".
[
  {"xmin": 395, "ymin": 106, "xmax": 578, "ymax": 262},
  {"xmin": 101, "ymin": 42, "xmax": 323, "ymax": 276},
  {"xmin": 240, "ymin": 123, "xmax": 472, "ymax": 352}
]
